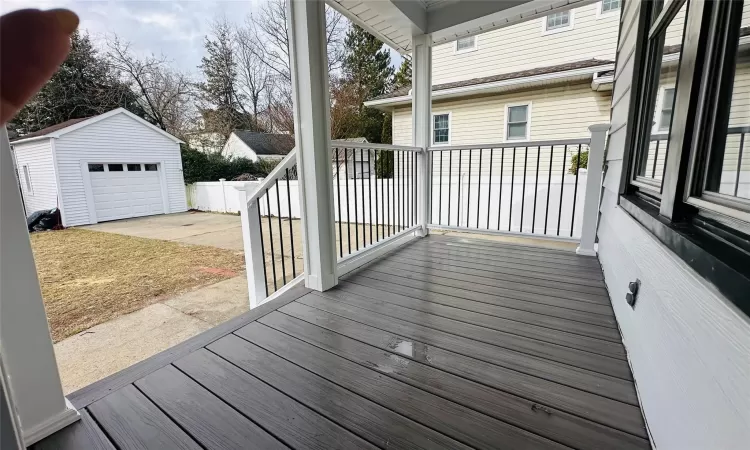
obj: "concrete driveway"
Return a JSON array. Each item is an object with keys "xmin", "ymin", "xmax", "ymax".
[{"xmin": 84, "ymin": 211, "xmax": 244, "ymax": 251}]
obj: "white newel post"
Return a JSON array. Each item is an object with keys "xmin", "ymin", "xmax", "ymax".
[
  {"xmin": 413, "ymin": 34, "xmax": 432, "ymax": 236},
  {"xmin": 237, "ymin": 187, "xmax": 267, "ymax": 308},
  {"xmin": 576, "ymin": 123, "xmax": 609, "ymax": 256},
  {"xmin": 0, "ymin": 127, "xmax": 79, "ymax": 446},
  {"xmin": 287, "ymin": 0, "xmax": 338, "ymax": 291}
]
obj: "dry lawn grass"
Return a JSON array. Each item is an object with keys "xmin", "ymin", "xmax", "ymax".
[{"xmin": 31, "ymin": 229, "xmax": 245, "ymax": 342}]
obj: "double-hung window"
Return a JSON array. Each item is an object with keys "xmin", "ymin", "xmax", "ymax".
[
  {"xmin": 600, "ymin": 0, "xmax": 621, "ymax": 14},
  {"xmin": 433, "ymin": 113, "xmax": 450, "ymax": 145},
  {"xmin": 544, "ymin": 11, "xmax": 572, "ymax": 33},
  {"xmin": 506, "ymin": 104, "xmax": 530, "ymax": 141},
  {"xmin": 622, "ymin": 0, "xmax": 750, "ymax": 313}
]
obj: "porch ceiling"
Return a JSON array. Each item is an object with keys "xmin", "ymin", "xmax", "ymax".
[{"xmin": 327, "ymin": 0, "xmax": 601, "ymax": 53}]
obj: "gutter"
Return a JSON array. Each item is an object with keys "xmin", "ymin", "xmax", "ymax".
[{"xmin": 365, "ymin": 63, "xmax": 615, "ymax": 110}]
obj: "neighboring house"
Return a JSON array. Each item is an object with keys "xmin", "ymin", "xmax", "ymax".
[
  {"xmin": 10, "ymin": 108, "xmax": 187, "ymax": 227},
  {"xmin": 221, "ymin": 130, "xmax": 295, "ymax": 162},
  {"xmin": 331, "ymin": 138, "xmax": 373, "ymax": 179}
]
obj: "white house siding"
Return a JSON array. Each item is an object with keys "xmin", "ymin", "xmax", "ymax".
[
  {"xmin": 598, "ymin": 2, "xmax": 750, "ymax": 449},
  {"xmin": 11, "ymin": 139, "xmax": 58, "ymax": 216},
  {"xmin": 393, "ymin": 82, "xmax": 611, "ymax": 176},
  {"xmin": 55, "ymin": 113, "xmax": 187, "ymax": 226},
  {"xmin": 222, "ymin": 134, "xmax": 258, "ymax": 161},
  {"xmin": 431, "ymin": 2, "xmax": 620, "ymax": 85}
]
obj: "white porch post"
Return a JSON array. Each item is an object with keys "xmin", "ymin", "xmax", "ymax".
[
  {"xmin": 237, "ymin": 186, "xmax": 267, "ymax": 308},
  {"xmin": 287, "ymin": 0, "xmax": 337, "ymax": 291},
  {"xmin": 576, "ymin": 124, "xmax": 609, "ymax": 256},
  {"xmin": 0, "ymin": 127, "xmax": 79, "ymax": 445},
  {"xmin": 413, "ymin": 34, "xmax": 432, "ymax": 236}
]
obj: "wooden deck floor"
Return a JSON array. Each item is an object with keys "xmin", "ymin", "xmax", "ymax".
[{"xmin": 34, "ymin": 235, "xmax": 649, "ymax": 450}]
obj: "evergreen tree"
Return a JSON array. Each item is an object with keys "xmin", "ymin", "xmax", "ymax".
[
  {"xmin": 341, "ymin": 25, "xmax": 394, "ymax": 143},
  {"xmin": 392, "ymin": 58, "xmax": 412, "ymax": 91},
  {"xmin": 198, "ymin": 19, "xmax": 251, "ymax": 140},
  {"xmin": 13, "ymin": 31, "xmax": 144, "ymax": 135}
]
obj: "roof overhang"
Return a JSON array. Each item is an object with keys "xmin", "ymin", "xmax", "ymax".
[
  {"xmin": 364, "ymin": 62, "xmax": 614, "ymax": 110},
  {"xmin": 327, "ymin": 0, "xmax": 601, "ymax": 54}
]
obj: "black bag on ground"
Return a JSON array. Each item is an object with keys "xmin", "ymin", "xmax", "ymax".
[{"xmin": 28, "ymin": 208, "xmax": 60, "ymax": 232}]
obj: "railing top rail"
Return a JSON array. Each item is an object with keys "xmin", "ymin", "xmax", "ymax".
[
  {"xmin": 426, "ymin": 138, "xmax": 591, "ymax": 152},
  {"xmin": 246, "ymin": 147, "xmax": 297, "ymax": 205},
  {"xmin": 331, "ymin": 140, "xmax": 423, "ymax": 152},
  {"xmin": 727, "ymin": 126, "xmax": 750, "ymax": 134}
]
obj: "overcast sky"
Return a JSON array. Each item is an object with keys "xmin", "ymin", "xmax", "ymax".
[{"xmin": 1, "ymin": 0, "xmax": 402, "ymax": 78}]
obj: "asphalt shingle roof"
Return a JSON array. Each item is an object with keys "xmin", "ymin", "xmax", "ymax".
[{"xmin": 233, "ymin": 130, "xmax": 296, "ymax": 155}]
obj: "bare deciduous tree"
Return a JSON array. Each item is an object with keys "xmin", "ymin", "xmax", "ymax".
[{"xmin": 106, "ymin": 36, "xmax": 195, "ymax": 140}]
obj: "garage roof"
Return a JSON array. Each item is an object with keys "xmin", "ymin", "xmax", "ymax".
[
  {"xmin": 232, "ymin": 131, "xmax": 296, "ymax": 156},
  {"xmin": 10, "ymin": 108, "xmax": 184, "ymax": 145}
]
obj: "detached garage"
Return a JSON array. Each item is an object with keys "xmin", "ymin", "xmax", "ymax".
[{"xmin": 10, "ymin": 108, "xmax": 187, "ymax": 226}]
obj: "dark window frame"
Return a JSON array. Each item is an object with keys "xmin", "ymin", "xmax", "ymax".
[{"xmin": 620, "ymin": 0, "xmax": 750, "ymax": 316}]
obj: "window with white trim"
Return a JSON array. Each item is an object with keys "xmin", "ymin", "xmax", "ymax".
[
  {"xmin": 657, "ymin": 88, "xmax": 675, "ymax": 131},
  {"xmin": 506, "ymin": 105, "xmax": 529, "ymax": 140},
  {"xmin": 22, "ymin": 165, "xmax": 32, "ymax": 194},
  {"xmin": 545, "ymin": 11, "xmax": 571, "ymax": 31},
  {"xmin": 433, "ymin": 114, "xmax": 450, "ymax": 144},
  {"xmin": 455, "ymin": 36, "xmax": 476, "ymax": 53},
  {"xmin": 601, "ymin": 0, "xmax": 621, "ymax": 13}
]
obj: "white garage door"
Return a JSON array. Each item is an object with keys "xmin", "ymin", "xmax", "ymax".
[{"xmin": 87, "ymin": 163, "xmax": 165, "ymax": 222}]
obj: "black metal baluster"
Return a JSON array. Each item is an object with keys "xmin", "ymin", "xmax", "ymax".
[
  {"xmin": 388, "ymin": 151, "xmax": 392, "ymax": 237},
  {"xmin": 557, "ymin": 145, "xmax": 568, "ymax": 236},
  {"xmin": 520, "ymin": 147, "xmax": 528, "ymax": 233},
  {"xmin": 265, "ymin": 190, "xmax": 277, "ymax": 292},
  {"xmin": 285, "ymin": 168, "xmax": 296, "ymax": 277},
  {"xmin": 652, "ymin": 140, "xmax": 660, "ymax": 178},
  {"xmin": 275, "ymin": 180, "xmax": 286, "ymax": 285},
  {"xmin": 735, "ymin": 133, "xmax": 745, "ymax": 196},
  {"xmin": 374, "ymin": 150, "xmax": 379, "ymax": 243},
  {"xmin": 544, "ymin": 146, "xmax": 554, "ymax": 235},
  {"xmin": 457, "ymin": 150, "xmax": 462, "ymax": 227},
  {"xmin": 532, "ymin": 146, "xmax": 541, "ymax": 234},
  {"xmin": 412, "ymin": 151, "xmax": 416, "ymax": 227},
  {"xmin": 570, "ymin": 144, "xmax": 582, "ymax": 237},
  {"xmin": 368, "ymin": 149, "xmax": 373, "ymax": 244},
  {"xmin": 497, "ymin": 148, "xmax": 504, "ymax": 230},
  {"xmin": 509, "ymin": 148, "xmax": 516, "ymax": 231},
  {"xmin": 476, "ymin": 148, "xmax": 482, "ymax": 228},
  {"xmin": 353, "ymin": 148, "xmax": 359, "ymax": 251},
  {"xmin": 335, "ymin": 149, "xmax": 343, "ymax": 258},
  {"xmin": 487, "ymin": 149, "xmax": 493, "ymax": 229},
  {"xmin": 344, "ymin": 148, "xmax": 351, "ymax": 254},
  {"xmin": 466, "ymin": 149, "xmax": 472, "ymax": 227},
  {"xmin": 256, "ymin": 206, "xmax": 269, "ymax": 297},
  {"xmin": 401, "ymin": 151, "xmax": 405, "ymax": 231},
  {"xmin": 360, "ymin": 148, "xmax": 366, "ymax": 247}
]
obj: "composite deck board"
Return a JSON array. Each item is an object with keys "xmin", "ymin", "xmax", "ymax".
[
  {"xmin": 349, "ymin": 272, "xmax": 622, "ymax": 340},
  {"xmin": 292, "ymin": 295, "xmax": 637, "ymax": 402},
  {"xmin": 385, "ymin": 250, "xmax": 608, "ymax": 290},
  {"xmin": 257, "ymin": 311, "xmax": 648, "ymax": 447},
  {"xmin": 34, "ymin": 409, "xmax": 115, "ymax": 450},
  {"xmin": 206, "ymin": 334, "xmax": 470, "ymax": 450},
  {"xmin": 233, "ymin": 323, "xmax": 568, "ymax": 450},
  {"xmin": 401, "ymin": 243, "xmax": 606, "ymax": 280},
  {"xmin": 419, "ymin": 240, "xmax": 602, "ymax": 268},
  {"xmin": 331, "ymin": 282, "xmax": 625, "ymax": 359},
  {"xmin": 37, "ymin": 235, "xmax": 648, "ymax": 450},
  {"xmin": 134, "ymin": 365, "xmax": 288, "ymax": 449},
  {"xmin": 262, "ymin": 307, "xmax": 643, "ymax": 434},
  {"xmin": 310, "ymin": 290, "xmax": 631, "ymax": 378},
  {"xmin": 369, "ymin": 259, "xmax": 609, "ymax": 304},
  {"xmin": 87, "ymin": 385, "xmax": 202, "ymax": 450},
  {"xmin": 175, "ymin": 349, "xmax": 379, "ymax": 450}
]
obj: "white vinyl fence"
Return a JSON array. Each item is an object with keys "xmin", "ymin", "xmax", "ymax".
[{"xmin": 187, "ymin": 171, "xmax": 587, "ymax": 238}]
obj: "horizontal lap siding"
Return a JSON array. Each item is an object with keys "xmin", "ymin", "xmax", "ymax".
[
  {"xmin": 392, "ymin": 82, "xmax": 610, "ymax": 171},
  {"xmin": 599, "ymin": 1, "xmax": 750, "ymax": 449},
  {"xmin": 432, "ymin": 3, "xmax": 619, "ymax": 85},
  {"xmin": 55, "ymin": 114, "xmax": 187, "ymax": 226},
  {"xmin": 12, "ymin": 140, "xmax": 58, "ymax": 215}
]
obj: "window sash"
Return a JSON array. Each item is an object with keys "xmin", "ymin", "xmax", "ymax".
[
  {"xmin": 506, "ymin": 105, "xmax": 529, "ymax": 140},
  {"xmin": 433, "ymin": 114, "xmax": 450, "ymax": 144},
  {"xmin": 601, "ymin": 0, "xmax": 621, "ymax": 13},
  {"xmin": 22, "ymin": 166, "xmax": 32, "ymax": 193},
  {"xmin": 456, "ymin": 36, "xmax": 476, "ymax": 51},
  {"xmin": 546, "ymin": 12, "xmax": 570, "ymax": 30}
]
